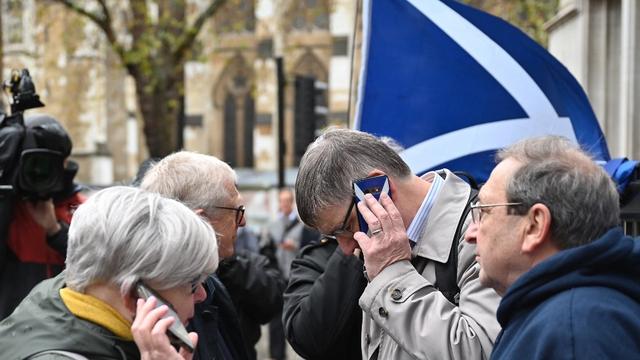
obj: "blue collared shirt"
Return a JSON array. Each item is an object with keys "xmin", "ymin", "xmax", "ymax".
[{"xmin": 406, "ymin": 171, "xmax": 445, "ymax": 246}]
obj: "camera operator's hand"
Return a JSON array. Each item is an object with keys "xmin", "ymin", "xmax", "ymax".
[{"xmin": 25, "ymin": 199, "xmax": 61, "ymax": 236}]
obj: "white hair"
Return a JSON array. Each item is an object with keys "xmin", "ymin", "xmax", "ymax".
[
  {"xmin": 140, "ymin": 151, "xmax": 238, "ymax": 215},
  {"xmin": 64, "ymin": 186, "xmax": 219, "ymax": 295}
]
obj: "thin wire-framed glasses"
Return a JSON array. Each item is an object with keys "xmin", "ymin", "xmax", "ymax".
[
  {"xmin": 322, "ymin": 201, "xmax": 355, "ymax": 241},
  {"xmin": 469, "ymin": 202, "xmax": 523, "ymax": 224},
  {"xmin": 213, "ymin": 205, "xmax": 245, "ymax": 225}
]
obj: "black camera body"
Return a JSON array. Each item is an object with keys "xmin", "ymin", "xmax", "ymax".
[{"xmin": 0, "ymin": 69, "xmax": 68, "ymax": 200}]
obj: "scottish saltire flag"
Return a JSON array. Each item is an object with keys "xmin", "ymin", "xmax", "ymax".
[{"xmin": 354, "ymin": 0, "xmax": 610, "ymax": 182}]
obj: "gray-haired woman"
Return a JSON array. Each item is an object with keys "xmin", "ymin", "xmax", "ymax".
[{"xmin": 0, "ymin": 186, "xmax": 219, "ymax": 359}]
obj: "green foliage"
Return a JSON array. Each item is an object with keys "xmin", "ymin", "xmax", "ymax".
[{"xmin": 463, "ymin": 0, "xmax": 559, "ymax": 46}]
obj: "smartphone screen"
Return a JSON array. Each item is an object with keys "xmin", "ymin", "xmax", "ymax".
[
  {"xmin": 135, "ymin": 282, "xmax": 194, "ymax": 353},
  {"xmin": 352, "ymin": 175, "xmax": 391, "ymax": 234}
]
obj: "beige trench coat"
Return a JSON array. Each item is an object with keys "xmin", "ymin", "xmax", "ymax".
[{"xmin": 360, "ymin": 170, "xmax": 502, "ymax": 360}]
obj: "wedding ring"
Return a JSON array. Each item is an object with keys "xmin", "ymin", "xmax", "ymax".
[{"xmin": 371, "ymin": 228, "xmax": 383, "ymax": 236}]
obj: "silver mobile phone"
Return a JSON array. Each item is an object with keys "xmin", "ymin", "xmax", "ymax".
[{"xmin": 135, "ymin": 282, "xmax": 194, "ymax": 353}]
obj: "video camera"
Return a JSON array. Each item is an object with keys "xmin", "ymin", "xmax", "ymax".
[{"xmin": 0, "ymin": 69, "xmax": 69, "ymax": 200}]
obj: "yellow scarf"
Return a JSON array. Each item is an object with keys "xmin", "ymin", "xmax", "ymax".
[{"xmin": 60, "ymin": 287, "xmax": 133, "ymax": 341}]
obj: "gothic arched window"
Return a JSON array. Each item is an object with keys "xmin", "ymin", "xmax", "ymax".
[
  {"xmin": 223, "ymin": 94, "xmax": 238, "ymax": 166},
  {"xmin": 243, "ymin": 94, "xmax": 255, "ymax": 167},
  {"xmin": 288, "ymin": 0, "xmax": 330, "ymax": 32},
  {"xmin": 215, "ymin": 56, "xmax": 255, "ymax": 168}
]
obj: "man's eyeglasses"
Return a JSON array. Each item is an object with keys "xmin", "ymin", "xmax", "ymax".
[
  {"xmin": 213, "ymin": 205, "xmax": 245, "ymax": 225},
  {"xmin": 469, "ymin": 202, "xmax": 523, "ymax": 224},
  {"xmin": 322, "ymin": 201, "xmax": 355, "ymax": 241}
]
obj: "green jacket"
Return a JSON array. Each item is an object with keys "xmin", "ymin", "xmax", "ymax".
[{"xmin": 0, "ymin": 273, "xmax": 140, "ymax": 360}]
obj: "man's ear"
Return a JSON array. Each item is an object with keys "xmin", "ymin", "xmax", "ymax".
[
  {"xmin": 366, "ymin": 169, "xmax": 394, "ymax": 193},
  {"xmin": 366, "ymin": 169, "xmax": 385, "ymax": 178},
  {"xmin": 521, "ymin": 203, "xmax": 552, "ymax": 254}
]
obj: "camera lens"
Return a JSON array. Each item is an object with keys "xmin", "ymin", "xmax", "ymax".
[
  {"xmin": 18, "ymin": 149, "xmax": 64, "ymax": 198},
  {"xmin": 23, "ymin": 154, "xmax": 55, "ymax": 188}
]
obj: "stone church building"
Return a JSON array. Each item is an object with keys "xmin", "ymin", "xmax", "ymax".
[
  {"xmin": 2, "ymin": 0, "xmax": 358, "ymax": 185},
  {"xmin": 3, "ymin": 0, "xmax": 638, "ymax": 187}
]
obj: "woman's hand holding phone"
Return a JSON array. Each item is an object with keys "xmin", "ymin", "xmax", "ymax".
[{"xmin": 131, "ymin": 297, "xmax": 198, "ymax": 360}]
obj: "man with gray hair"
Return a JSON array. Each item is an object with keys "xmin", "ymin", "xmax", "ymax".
[
  {"xmin": 0, "ymin": 186, "xmax": 218, "ymax": 359},
  {"xmin": 141, "ymin": 151, "xmax": 285, "ymax": 360},
  {"xmin": 293, "ymin": 128, "xmax": 501, "ymax": 359},
  {"xmin": 464, "ymin": 136, "xmax": 640, "ymax": 359}
]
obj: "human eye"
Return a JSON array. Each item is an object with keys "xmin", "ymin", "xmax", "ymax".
[
  {"xmin": 340, "ymin": 222, "xmax": 355, "ymax": 234},
  {"xmin": 335, "ymin": 224, "xmax": 354, "ymax": 237},
  {"xmin": 333, "ymin": 228, "xmax": 347, "ymax": 236}
]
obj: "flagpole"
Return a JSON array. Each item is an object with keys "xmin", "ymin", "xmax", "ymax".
[{"xmin": 346, "ymin": 0, "xmax": 362, "ymax": 128}]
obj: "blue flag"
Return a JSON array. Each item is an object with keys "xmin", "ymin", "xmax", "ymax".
[{"xmin": 354, "ymin": 0, "xmax": 610, "ymax": 182}]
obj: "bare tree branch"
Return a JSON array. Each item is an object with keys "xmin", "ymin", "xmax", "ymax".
[
  {"xmin": 172, "ymin": 0, "xmax": 227, "ymax": 62},
  {"xmin": 96, "ymin": 0, "xmax": 111, "ymax": 27},
  {"xmin": 45, "ymin": 0, "xmax": 224, "ymax": 157},
  {"xmin": 51, "ymin": 0, "xmax": 131, "ymax": 72},
  {"xmin": 128, "ymin": 0, "xmax": 149, "ymax": 47}
]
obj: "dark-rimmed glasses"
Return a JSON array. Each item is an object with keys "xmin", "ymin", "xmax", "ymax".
[
  {"xmin": 322, "ymin": 201, "xmax": 355, "ymax": 241},
  {"xmin": 214, "ymin": 205, "xmax": 245, "ymax": 225},
  {"xmin": 470, "ymin": 202, "xmax": 523, "ymax": 224}
]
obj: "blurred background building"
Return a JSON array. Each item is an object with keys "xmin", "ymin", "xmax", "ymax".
[
  {"xmin": 1, "ymin": 0, "xmax": 357, "ymax": 187},
  {"xmin": 1, "ymin": 0, "xmax": 638, "ymax": 229},
  {"xmin": 2, "ymin": 0, "xmax": 639, "ymax": 356},
  {"xmin": 546, "ymin": 0, "xmax": 640, "ymax": 161}
]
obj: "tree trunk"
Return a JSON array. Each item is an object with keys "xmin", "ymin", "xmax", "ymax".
[
  {"xmin": 50, "ymin": 0, "xmax": 225, "ymax": 158},
  {"xmin": 134, "ymin": 71, "xmax": 183, "ymax": 158}
]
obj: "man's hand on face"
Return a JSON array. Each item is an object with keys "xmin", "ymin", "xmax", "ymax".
[
  {"xmin": 25, "ymin": 199, "xmax": 61, "ymax": 236},
  {"xmin": 353, "ymin": 193, "xmax": 411, "ymax": 280},
  {"xmin": 336, "ymin": 236, "xmax": 359, "ymax": 257}
]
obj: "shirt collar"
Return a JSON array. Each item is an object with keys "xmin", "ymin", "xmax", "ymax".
[
  {"xmin": 406, "ymin": 171, "xmax": 444, "ymax": 245},
  {"xmin": 279, "ymin": 210, "xmax": 298, "ymax": 222},
  {"xmin": 411, "ymin": 169, "xmax": 472, "ymax": 263}
]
